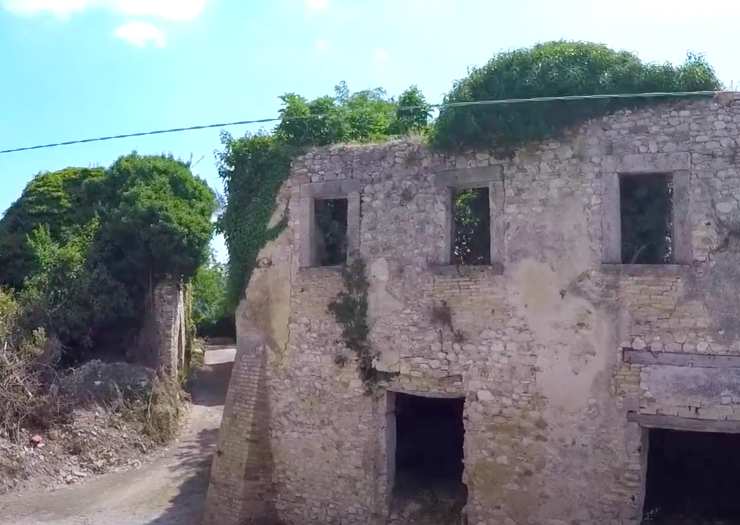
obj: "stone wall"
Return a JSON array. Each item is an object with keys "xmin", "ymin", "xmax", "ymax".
[
  {"xmin": 131, "ymin": 279, "xmax": 186, "ymax": 378},
  {"xmin": 206, "ymin": 93, "xmax": 740, "ymax": 525}
]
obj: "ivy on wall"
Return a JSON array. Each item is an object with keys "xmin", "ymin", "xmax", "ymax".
[{"xmin": 217, "ymin": 85, "xmax": 430, "ymax": 308}]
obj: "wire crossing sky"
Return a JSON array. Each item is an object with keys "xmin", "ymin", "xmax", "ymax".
[
  {"xmin": 0, "ymin": 91, "xmax": 721, "ymax": 155},
  {"xmin": 2, "ymin": 0, "xmax": 739, "ymax": 260}
]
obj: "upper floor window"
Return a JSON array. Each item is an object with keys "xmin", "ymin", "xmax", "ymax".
[
  {"xmin": 620, "ymin": 174, "xmax": 673, "ymax": 264},
  {"xmin": 602, "ymin": 153, "xmax": 690, "ymax": 266},
  {"xmin": 314, "ymin": 198, "xmax": 348, "ymax": 266},
  {"xmin": 451, "ymin": 187, "xmax": 491, "ymax": 265},
  {"xmin": 298, "ymin": 180, "xmax": 361, "ymax": 269}
]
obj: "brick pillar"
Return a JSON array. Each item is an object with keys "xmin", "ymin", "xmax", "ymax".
[
  {"xmin": 130, "ymin": 278, "xmax": 185, "ymax": 379},
  {"xmin": 203, "ymin": 333, "xmax": 277, "ymax": 525}
]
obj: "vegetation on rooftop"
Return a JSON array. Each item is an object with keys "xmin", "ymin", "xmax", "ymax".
[{"xmin": 432, "ymin": 41, "xmax": 721, "ymax": 151}]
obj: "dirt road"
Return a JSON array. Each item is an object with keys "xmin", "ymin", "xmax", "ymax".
[{"xmin": 0, "ymin": 346, "xmax": 235, "ymax": 525}]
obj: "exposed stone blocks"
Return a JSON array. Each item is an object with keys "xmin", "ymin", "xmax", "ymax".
[
  {"xmin": 131, "ymin": 278, "xmax": 185, "ymax": 379},
  {"xmin": 207, "ymin": 94, "xmax": 740, "ymax": 525}
]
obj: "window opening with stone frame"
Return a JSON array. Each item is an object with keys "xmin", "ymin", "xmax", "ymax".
[
  {"xmin": 451, "ymin": 187, "xmax": 491, "ymax": 266},
  {"xmin": 314, "ymin": 198, "xmax": 348, "ymax": 266},
  {"xmin": 620, "ymin": 173, "xmax": 674, "ymax": 264}
]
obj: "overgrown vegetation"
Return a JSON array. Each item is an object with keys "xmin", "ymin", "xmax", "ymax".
[
  {"xmin": 432, "ymin": 41, "xmax": 721, "ymax": 151},
  {"xmin": 0, "ymin": 155, "xmax": 216, "ymax": 362},
  {"xmin": 218, "ymin": 84, "xmax": 431, "ymax": 308},
  {"xmin": 0, "ymin": 288, "xmax": 61, "ymax": 440},
  {"xmin": 327, "ymin": 258, "xmax": 377, "ymax": 388},
  {"xmin": 191, "ymin": 258, "xmax": 234, "ymax": 337},
  {"xmin": 452, "ymin": 188, "xmax": 490, "ymax": 265},
  {"xmin": 0, "ymin": 155, "xmax": 212, "ymax": 449}
]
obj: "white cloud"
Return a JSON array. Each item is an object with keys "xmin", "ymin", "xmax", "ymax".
[
  {"xmin": 305, "ymin": 0, "xmax": 328, "ymax": 11},
  {"xmin": 114, "ymin": 21, "xmax": 165, "ymax": 47},
  {"xmin": 314, "ymin": 38, "xmax": 329, "ymax": 52},
  {"xmin": 2, "ymin": 0, "xmax": 207, "ymax": 21}
]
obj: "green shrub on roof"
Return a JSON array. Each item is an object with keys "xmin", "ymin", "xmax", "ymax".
[{"xmin": 432, "ymin": 41, "xmax": 721, "ymax": 151}]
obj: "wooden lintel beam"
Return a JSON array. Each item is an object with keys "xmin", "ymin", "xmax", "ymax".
[
  {"xmin": 627, "ymin": 412, "xmax": 740, "ymax": 433},
  {"xmin": 622, "ymin": 349, "xmax": 740, "ymax": 369}
]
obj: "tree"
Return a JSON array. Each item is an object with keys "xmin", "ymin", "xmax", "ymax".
[
  {"xmin": 0, "ymin": 154, "xmax": 216, "ymax": 359},
  {"xmin": 432, "ymin": 41, "xmax": 721, "ymax": 151},
  {"xmin": 0, "ymin": 167, "xmax": 105, "ymax": 289},
  {"xmin": 191, "ymin": 259, "xmax": 233, "ymax": 337},
  {"xmin": 390, "ymin": 85, "xmax": 432, "ymax": 134}
]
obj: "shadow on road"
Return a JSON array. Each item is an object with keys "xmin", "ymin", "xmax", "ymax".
[{"xmin": 145, "ymin": 357, "xmax": 233, "ymax": 525}]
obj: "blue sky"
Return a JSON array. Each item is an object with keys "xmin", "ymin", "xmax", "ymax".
[{"xmin": 2, "ymin": 0, "xmax": 739, "ymax": 261}]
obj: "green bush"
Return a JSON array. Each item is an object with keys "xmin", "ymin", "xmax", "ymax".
[
  {"xmin": 0, "ymin": 167, "xmax": 105, "ymax": 289},
  {"xmin": 191, "ymin": 260, "xmax": 234, "ymax": 337},
  {"xmin": 432, "ymin": 41, "xmax": 721, "ymax": 151},
  {"xmin": 0, "ymin": 155, "xmax": 216, "ymax": 360}
]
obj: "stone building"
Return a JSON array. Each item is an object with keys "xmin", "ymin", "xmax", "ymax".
[{"xmin": 205, "ymin": 94, "xmax": 740, "ymax": 524}]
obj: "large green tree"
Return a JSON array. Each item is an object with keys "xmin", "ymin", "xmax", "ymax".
[
  {"xmin": 0, "ymin": 167, "xmax": 105, "ymax": 289},
  {"xmin": 0, "ymin": 155, "xmax": 216, "ymax": 357}
]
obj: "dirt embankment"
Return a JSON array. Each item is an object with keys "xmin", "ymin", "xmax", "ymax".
[{"xmin": 0, "ymin": 346, "xmax": 234, "ymax": 525}]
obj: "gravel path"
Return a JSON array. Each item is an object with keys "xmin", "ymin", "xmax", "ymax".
[{"xmin": 0, "ymin": 346, "xmax": 235, "ymax": 525}]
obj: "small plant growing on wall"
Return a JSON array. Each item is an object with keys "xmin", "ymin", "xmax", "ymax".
[
  {"xmin": 328, "ymin": 258, "xmax": 376, "ymax": 388},
  {"xmin": 431, "ymin": 300, "xmax": 465, "ymax": 343}
]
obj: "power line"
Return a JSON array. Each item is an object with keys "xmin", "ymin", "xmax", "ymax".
[{"xmin": 0, "ymin": 90, "xmax": 721, "ymax": 155}]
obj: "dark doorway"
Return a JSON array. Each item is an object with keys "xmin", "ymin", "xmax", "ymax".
[
  {"xmin": 620, "ymin": 174, "xmax": 673, "ymax": 264},
  {"xmin": 643, "ymin": 428, "xmax": 740, "ymax": 523},
  {"xmin": 452, "ymin": 187, "xmax": 491, "ymax": 266},
  {"xmin": 391, "ymin": 393, "xmax": 466, "ymax": 523},
  {"xmin": 314, "ymin": 198, "xmax": 348, "ymax": 266}
]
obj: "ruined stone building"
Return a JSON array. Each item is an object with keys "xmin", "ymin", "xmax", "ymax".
[{"xmin": 205, "ymin": 94, "xmax": 740, "ymax": 524}]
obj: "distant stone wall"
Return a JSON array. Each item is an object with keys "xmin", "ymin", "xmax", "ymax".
[
  {"xmin": 207, "ymin": 94, "xmax": 740, "ymax": 525},
  {"xmin": 131, "ymin": 279, "xmax": 186, "ymax": 378}
]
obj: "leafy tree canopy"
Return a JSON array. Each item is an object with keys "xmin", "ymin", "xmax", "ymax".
[
  {"xmin": 191, "ymin": 258, "xmax": 233, "ymax": 337},
  {"xmin": 432, "ymin": 41, "xmax": 722, "ymax": 151},
  {"xmin": 0, "ymin": 155, "xmax": 216, "ymax": 356},
  {"xmin": 0, "ymin": 167, "xmax": 105, "ymax": 289}
]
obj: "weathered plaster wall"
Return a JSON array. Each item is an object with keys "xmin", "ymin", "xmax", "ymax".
[{"xmin": 207, "ymin": 94, "xmax": 740, "ymax": 525}]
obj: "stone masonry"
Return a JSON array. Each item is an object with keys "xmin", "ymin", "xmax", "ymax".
[
  {"xmin": 131, "ymin": 278, "xmax": 186, "ymax": 379},
  {"xmin": 205, "ymin": 93, "xmax": 740, "ymax": 524}
]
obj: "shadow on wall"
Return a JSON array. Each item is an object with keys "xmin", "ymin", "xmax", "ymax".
[{"xmin": 145, "ymin": 359, "xmax": 233, "ymax": 525}]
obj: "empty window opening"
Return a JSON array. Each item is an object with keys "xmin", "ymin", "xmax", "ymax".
[
  {"xmin": 643, "ymin": 429, "xmax": 740, "ymax": 523},
  {"xmin": 452, "ymin": 187, "xmax": 490, "ymax": 265},
  {"xmin": 620, "ymin": 174, "xmax": 673, "ymax": 264},
  {"xmin": 314, "ymin": 198, "xmax": 348, "ymax": 266},
  {"xmin": 391, "ymin": 393, "xmax": 466, "ymax": 522}
]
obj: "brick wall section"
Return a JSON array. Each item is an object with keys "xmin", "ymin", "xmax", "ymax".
[
  {"xmin": 207, "ymin": 94, "xmax": 740, "ymax": 524},
  {"xmin": 204, "ymin": 334, "xmax": 278, "ymax": 525},
  {"xmin": 130, "ymin": 278, "xmax": 185, "ymax": 378}
]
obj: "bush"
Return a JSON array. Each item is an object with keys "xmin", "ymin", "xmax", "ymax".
[
  {"xmin": 0, "ymin": 289, "xmax": 64, "ymax": 440},
  {"xmin": 191, "ymin": 260, "xmax": 234, "ymax": 337},
  {"xmin": 0, "ymin": 155, "xmax": 217, "ymax": 361},
  {"xmin": 127, "ymin": 374, "xmax": 186, "ymax": 444},
  {"xmin": 432, "ymin": 41, "xmax": 721, "ymax": 151}
]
